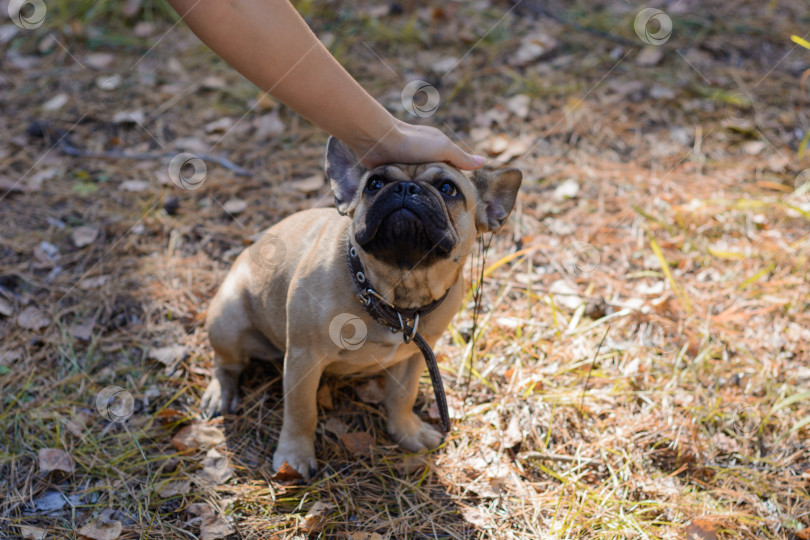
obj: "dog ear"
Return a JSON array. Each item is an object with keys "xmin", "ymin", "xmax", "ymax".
[
  {"xmin": 325, "ymin": 137, "xmax": 367, "ymax": 215},
  {"xmin": 472, "ymin": 168, "xmax": 523, "ymax": 233}
]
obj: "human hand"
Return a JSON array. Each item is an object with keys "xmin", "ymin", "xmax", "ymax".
[{"xmin": 351, "ymin": 120, "xmax": 487, "ymax": 170}]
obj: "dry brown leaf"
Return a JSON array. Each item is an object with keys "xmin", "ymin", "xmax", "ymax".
[
  {"xmin": 171, "ymin": 424, "xmax": 225, "ymax": 454},
  {"xmin": 77, "ymin": 509, "xmax": 122, "ymax": 540},
  {"xmin": 17, "ymin": 307, "xmax": 50, "ymax": 330},
  {"xmin": 317, "ymin": 383, "xmax": 333, "ymax": 410},
  {"xmin": 289, "ymin": 174, "xmax": 324, "ymax": 194},
  {"xmin": 196, "ymin": 448, "xmax": 233, "ymax": 486},
  {"xmin": 156, "ymin": 478, "xmax": 191, "ymax": 498},
  {"xmin": 303, "ymin": 501, "xmax": 335, "ymax": 532},
  {"xmin": 272, "ymin": 461, "xmax": 304, "ymax": 484},
  {"xmin": 71, "ymin": 225, "xmax": 99, "ymax": 248},
  {"xmin": 222, "ymin": 198, "xmax": 248, "ymax": 215},
  {"xmin": 355, "ymin": 377, "xmax": 385, "ymax": 404},
  {"xmin": 69, "ymin": 319, "xmax": 95, "ymax": 341},
  {"xmin": 324, "ymin": 416, "xmax": 348, "ymax": 435},
  {"xmin": 796, "ymin": 527, "xmax": 810, "ymax": 540},
  {"xmin": 339, "ymin": 431, "xmax": 374, "ymax": 458},
  {"xmin": 348, "ymin": 533, "xmax": 384, "ymax": 540},
  {"xmin": 685, "ymin": 519, "xmax": 718, "ymax": 540},
  {"xmin": 78, "ymin": 275, "xmax": 110, "ymax": 290},
  {"xmin": 38, "ymin": 448, "xmax": 75, "ymax": 474},
  {"xmin": 502, "ymin": 416, "xmax": 522, "ymax": 449},
  {"xmin": 396, "ymin": 454, "xmax": 428, "ymax": 475},
  {"xmin": 187, "ymin": 503, "xmax": 234, "ymax": 540},
  {"xmin": 148, "ymin": 345, "xmax": 186, "ymax": 368},
  {"xmin": 18, "ymin": 525, "xmax": 46, "ymax": 539},
  {"xmin": 0, "ymin": 297, "xmax": 14, "ymax": 317},
  {"xmin": 461, "ymin": 506, "xmax": 491, "ymax": 527},
  {"xmin": 254, "ymin": 112, "xmax": 285, "ymax": 139}
]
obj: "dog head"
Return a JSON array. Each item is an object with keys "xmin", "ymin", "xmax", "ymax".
[{"xmin": 325, "ymin": 137, "xmax": 522, "ymax": 271}]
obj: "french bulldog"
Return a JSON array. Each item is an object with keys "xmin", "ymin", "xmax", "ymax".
[{"xmin": 202, "ymin": 137, "xmax": 522, "ymax": 479}]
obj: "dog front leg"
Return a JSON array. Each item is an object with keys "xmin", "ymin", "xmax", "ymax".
[
  {"xmin": 272, "ymin": 347, "xmax": 324, "ymax": 479},
  {"xmin": 384, "ymin": 353, "xmax": 443, "ymax": 452}
]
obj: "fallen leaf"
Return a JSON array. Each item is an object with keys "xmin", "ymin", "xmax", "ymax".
[
  {"xmin": 396, "ymin": 454, "xmax": 428, "ymax": 475},
  {"xmin": 148, "ymin": 345, "xmax": 186, "ymax": 367},
  {"xmin": 502, "ymin": 416, "xmax": 522, "ymax": 449},
  {"xmin": 112, "ymin": 110, "xmax": 145, "ymax": 124},
  {"xmin": 323, "ymin": 416, "xmax": 348, "ymax": 435},
  {"xmin": 71, "ymin": 225, "xmax": 100, "ymax": 248},
  {"xmin": 511, "ymin": 32, "xmax": 558, "ymax": 66},
  {"xmin": 38, "ymin": 448, "xmax": 75, "ymax": 474},
  {"xmin": 69, "ymin": 319, "xmax": 95, "ymax": 341},
  {"xmin": 685, "ymin": 519, "xmax": 718, "ymax": 540},
  {"xmin": 84, "ymin": 52, "xmax": 115, "ymax": 70},
  {"xmin": 78, "ymin": 275, "xmax": 110, "ymax": 290},
  {"xmin": 156, "ymin": 478, "xmax": 191, "ymax": 498},
  {"xmin": 33, "ymin": 241, "xmax": 59, "ymax": 264},
  {"xmin": 348, "ymin": 533, "xmax": 384, "ymax": 540},
  {"xmin": 339, "ymin": 431, "xmax": 374, "ymax": 457},
  {"xmin": 289, "ymin": 174, "xmax": 324, "ymax": 194},
  {"xmin": 796, "ymin": 527, "xmax": 810, "ymax": 540},
  {"xmin": 461, "ymin": 506, "xmax": 491, "ymax": 527},
  {"xmin": 77, "ymin": 509, "xmax": 122, "ymax": 540},
  {"xmin": 0, "ymin": 176, "xmax": 34, "ymax": 193},
  {"xmin": 201, "ymin": 76, "xmax": 226, "ymax": 90},
  {"xmin": 187, "ymin": 503, "xmax": 234, "ymax": 540},
  {"xmin": 0, "ymin": 297, "xmax": 14, "ymax": 317},
  {"xmin": 43, "ymin": 93, "xmax": 69, "ymax": 111},
  {"xmin": 303, "ymin": 501, "xmax": 335, "ymax": 532},
  {"xmin": 355, "ymin": 377, "xmax": 385, "ymax": 404},
  {"xmin": 27, "ymin": 168, "xmax": 59, "ymax": 190},
  {"xmin": 505, "ymin": 94, "xmax": 531, "ymax": 119},
  {"xmin": 254, "ymin": 112, "xmax": 285, "ymax": 139},
  {"xmin": 19, "ymin": 525, "xmax": 46, "ymax": 539},
  {"xmin": 18, "ymin": 307, "xmax": 50, "ymax": 331},
  {"xmin": 317, "ymin": 383, "xmax": 333, "ymax": 410},
  {"xmin": 636, "ymin": 46, "xmax": 664, "ymax": 66},
  {"xmin": 271, "ymin": 461, "xmax": 304, "ymax": 484},
  {"xmin": 196, "ymin": 448, "xmax": 233, "ymax": 486},
  {"xmin": 553, "ymin": 179, "xmax": 580, "ymax": 201},
  {"xmin": 222, "ymin": 198, "xmax": 247, "ymax": 215},
  {"xmin": 204, "ymin": 117, "xmax": 234, "ymax": 134},
  {"xmin": 119, "ymin": 180, "xmax": 150, "ymax": 192},
  {"xmin": 171, "ymin": 424, "xmax": 225, "ymax": 454}
]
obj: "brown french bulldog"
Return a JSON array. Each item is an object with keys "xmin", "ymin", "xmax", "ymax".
[{"xmin": 202, "ymin": 137, "xmax": 522, "ymax": 479}]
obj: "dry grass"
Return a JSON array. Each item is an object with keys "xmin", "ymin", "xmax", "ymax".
[{"xmin": 1, "ymin": 0, "xmax": 809, "ymax": 538}]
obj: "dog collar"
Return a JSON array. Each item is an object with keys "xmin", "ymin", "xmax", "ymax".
[{"xmin": 346, "ymin": 238, "xmax": 451, "ymax": 433}]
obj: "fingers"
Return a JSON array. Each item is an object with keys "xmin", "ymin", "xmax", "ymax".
[{"xmin": 444, "ymin": 143, "xmax": 487, "ymax": 170}]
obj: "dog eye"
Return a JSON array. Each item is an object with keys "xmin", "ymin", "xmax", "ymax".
[
  {"xmin": 366, "ymin": 176, "xmax": 384, "ymax": 192},
  {"xmin": 439, "ymin": 181, "xmax": 457, "ymax": 197}
]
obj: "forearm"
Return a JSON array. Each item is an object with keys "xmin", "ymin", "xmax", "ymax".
[{"xmin": 168, "ymin": 0, "xmax": 399, "ymax": 151}]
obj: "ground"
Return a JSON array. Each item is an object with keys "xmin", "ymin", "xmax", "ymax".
[{"xmin": 1, "ymin": 0, "xmax": 809, "ymax": 538}]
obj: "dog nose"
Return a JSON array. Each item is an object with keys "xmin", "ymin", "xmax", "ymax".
[{"xmin": 393, "ymin": 181, "xmax": 423, "ymax": 196}]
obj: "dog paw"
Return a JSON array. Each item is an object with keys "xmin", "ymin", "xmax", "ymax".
[
  {"xmin": 273, "ymin": 436, "xmax": 317, "ymax": 480},
  {"xmin": 388, "ymin": 413, "xmax": 444, "ymax": 452},
  {"xmin": 200, "ymin": 371, "xmax": 239, "ymax": 417}
]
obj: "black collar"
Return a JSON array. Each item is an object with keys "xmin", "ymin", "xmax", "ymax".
[{"xmin": 346, "ymin": 237, "xmax": 451, "ymax": 433}]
